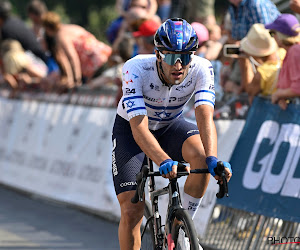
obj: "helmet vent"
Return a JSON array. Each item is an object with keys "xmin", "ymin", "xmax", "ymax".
[
  {"xmin": 186, "ymin": 37, "xmax": 197, "ymax": 50},
  {"xmin": 161, "ymin": 35, "xmax": 172, "ymax": 49}
]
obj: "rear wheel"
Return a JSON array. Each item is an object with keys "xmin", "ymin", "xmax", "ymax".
[
  {"xmin": 169, "ymin": 208, "xmax": 199, "ymax": 250},
  {"xmin": 141, "ymin": 201, "xmax": 155, "ymax": 250}
]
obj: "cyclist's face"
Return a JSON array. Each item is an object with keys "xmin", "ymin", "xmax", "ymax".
[{"xmin": 156, "ymin": 51, "xmax": 192, "ymax": 85}]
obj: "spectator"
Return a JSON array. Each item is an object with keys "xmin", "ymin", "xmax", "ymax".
[
  {"xmin": 191, "ymin": 22, "xmax": 209, "ymax": 57},
  {"xmin": 265, "ymin": 14, "xmax": 300, "ymax": 109},
  {"xmin": 109, "ymin": 6, "xmax": 148, "ymax": 54},
  {"xmin": 132, "ymin": 18, "xmax": 161, "ymax": 54},
  {"xmin": 157, "ymin": 0, "xmax": 171, "ymax": 21},
  {"xmin": 290, "ymin": 0, "xmax": 300, "ymax": 14},
  {"xmin": 0, "ymin": 0, "xmax": 48, "ymax": 63},
  {"xmin": 116, "ymin": 0, "xmax": 158, "ymax": 20},
  {"xmin": 227, "ymin": 0, "xmax": 281, "ymax": 93},
  {"xmin": 240, "ymin": 23, "xmax": 286, "ymax": 104},
  {"xmin": 26, "ymin": 0, "xmax": 48, "ymax": 42},
  {"xmin": 42, "ymin": 11, "xmax": 112, "ymax": 87},
  {"xmin": 0, "ymin": 39, "xmax": 47, "ymax": 93},
  {"xmin": 86, "ymin": 33, "xmax": 135, "ymax": 104},
  {"xmin": 192, "ymin": 22, "xmax": 224, "ymax": 101},
  {"xmin": 108, "ymin": 0, "xmax": 160, "ymax": 47},
  {"xmin": 175, "ymin": 0, "xmax": 216, "ymax": 25}
]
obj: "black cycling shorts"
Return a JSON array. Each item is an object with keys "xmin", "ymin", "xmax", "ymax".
[{"xmin": 112, "ymin": 114, "xmax": 200, "ymax": 195}]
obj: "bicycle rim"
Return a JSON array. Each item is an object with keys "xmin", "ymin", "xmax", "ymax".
[
  {"xmin": 170, "ymin": 208, "xmax": 199, "ymax": 250},
  {"xmin": 141, "ymin": 201, "xmax": 155, "ymax": 250}
]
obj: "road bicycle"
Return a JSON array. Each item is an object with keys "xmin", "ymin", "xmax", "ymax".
[{"xmin": 131, "ymin": 157, "xmax": 229, "ymax": 250}]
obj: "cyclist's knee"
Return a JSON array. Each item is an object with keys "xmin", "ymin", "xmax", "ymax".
[
  {"xmin": 184, "ymin": 149, "xmax": 205, "ymax": 167},
  {"xmin": 118, "ymin": 191, "xmax": 144, "ymax": 225}
]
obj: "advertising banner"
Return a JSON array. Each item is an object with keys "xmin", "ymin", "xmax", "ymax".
[{"xmin": 219, "ymin": 97, "xmax": 300, "ymax": 223}]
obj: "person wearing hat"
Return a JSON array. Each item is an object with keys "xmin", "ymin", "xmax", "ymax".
[
  {"xmin": 290, "ymin": 0, "xmax": 300, "ymax": 14},
  {"xmin": 132, "ymin": 19, "xmax": 161, "ymax": 54},
  {"xmin": 264, "ymin": 14, "xmax": 300, "ymax": 109},
  {"xmin": 240, "ymin": 23, "xmax": 286, "ymax": 104}
]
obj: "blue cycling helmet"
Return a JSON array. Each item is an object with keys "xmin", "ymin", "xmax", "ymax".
[{"xmin": 154, "ymin": 18, "xmax": 198, "ymax": 52}]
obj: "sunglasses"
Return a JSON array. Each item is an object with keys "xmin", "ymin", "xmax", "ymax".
[{"xmin": 159, "ymin": 51, "xmax": 193, "ymax": 66}]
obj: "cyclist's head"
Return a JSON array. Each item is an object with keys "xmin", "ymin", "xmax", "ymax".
[{"xmin": 154, "ymin": 18, "xmax": 198, "ymax": 53}]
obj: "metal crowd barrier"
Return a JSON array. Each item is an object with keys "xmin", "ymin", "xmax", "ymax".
[{"xmin": 199, "ymin": 205, "xmax": 300, "ymax": 250}]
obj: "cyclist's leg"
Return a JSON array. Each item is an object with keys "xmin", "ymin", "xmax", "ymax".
[
  {"xmin": 156, "ymin": 118, "xmax": 210, "ymax": 217},
  {"xmin": 112, "ymin": 115, "xmax": 146, "ymax": 250},
  {"xmin": 117, "ymin": 191, "xmax": 145, "ymax": 250},
  {"xmin": 182, "ymin": 134, "xmax": 210, "ymax": 198}
]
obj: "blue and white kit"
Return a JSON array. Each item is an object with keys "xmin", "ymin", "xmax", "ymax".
[{"xmin": 113, "ymin": 54, "xmax": 215, "ymax": 195}]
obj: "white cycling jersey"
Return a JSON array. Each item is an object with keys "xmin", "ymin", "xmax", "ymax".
[{"xmin": 117, "ymin": 54, "xmax": 215, "ymax": 130}]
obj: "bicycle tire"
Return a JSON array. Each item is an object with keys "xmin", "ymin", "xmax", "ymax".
[
  {"xmin": 168, "ymin": 208, "xmax": 199, "ymax": 250},
  {"xmin": 141, "ymin": 201, "xmax": 155, "ymax": 250}
]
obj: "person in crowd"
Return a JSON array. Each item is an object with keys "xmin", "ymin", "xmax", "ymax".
[
  {"xmin": 107, "ymin": 0, "xmax": 160, "ymax": 47},
  {"xmin": 109, "ymin": 6, "xmax": 149, "ymax": 55},
  {"xmin": 112, "ymin": 18, "xmax": 232, "ymax": 250},
  {"xmin": 265, "ymin": 14, "xmax": 300, "ymax": 110},
  {"xmin": 132, "ymin": 18, "xmax": 161, "ymax": 54},
  {"xmin": 86, "ymin": 33, "xmax": 135, "ymax": 105},
  {"xmin": 0, "ymin": 0, "xmax": 48, "ymax": 63},
  {"xmin": 157, "ymin": 0, "xmax": 171, "ymax": 21},
  {"xmin": 290, "ymin": 0, "xmax": 300, "ymax": 14},
  {"xmin": 192, "ymin": 22, "xmax": 224, "ymax": 101},
  {"xmin": 116, "ymin": 0, "xmax": 158, "ymax": 20},
  {"xmin": 239, "ymin": 23, "xmax": 286, "ymax": 104},
  {"xmin": 0, "ymin": 39, "xmax": 47, "ymax": 93},
  {"xmin": 26, "ymin": 0, "xmax": 48, "ymax": 42},
  {"xmin": 176, "ymin": 0, "xmax": 216, "ymax": 25},
  {"xmin": 191, "ymin": 22, "xmax": 209, "ymax": 57},
  {"xmin": 227, "ymin": 0, "xmax": 281, "ymax": 94},
  {"xmin": 42, "ymin": 11, "xmax": 112, "ymax": 87}
]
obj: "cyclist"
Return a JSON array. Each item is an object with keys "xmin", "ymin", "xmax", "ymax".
[{"xmin": 112, "ymin": 18, "xmax": 232, "ymax": 250}]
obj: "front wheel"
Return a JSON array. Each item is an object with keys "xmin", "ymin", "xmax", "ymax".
[
  {"xmin": 168, "ymin": 208, "xmax": 199, "ymax": 250},
  {"xmin": 141, "ymin": 201, "xmax": 155, "ymax": 250}
]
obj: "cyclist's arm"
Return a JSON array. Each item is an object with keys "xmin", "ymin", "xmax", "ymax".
[
  {"xmin": 195, "ymin": 104, "xmax": 217, "ymax": 158},
  {"xmin": 129, "ymin": 115, "xmax": 170, "ymax": 166},
  {"xmin": 195, "ymin": 105, "xmax": 232, "ymax": 182}
]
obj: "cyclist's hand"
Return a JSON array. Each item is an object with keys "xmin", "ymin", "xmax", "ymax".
[
  {"xmin": 159, "ymin": 159, "xmax": 178, "ymax": 179},
  {"xmin": 206, "ymin": 156, "xmax": 232, "ymax": 183}
]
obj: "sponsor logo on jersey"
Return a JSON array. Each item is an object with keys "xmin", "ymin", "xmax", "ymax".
[
  {"xmin": 175, "ymin": 80, "xmax": 192, "ymax": 91},
  {"xmin": 177, "ymin": 94, "xmax": 191, "ymax": 102},
  {"xmin": 120, "ymin": 181, "xmax": 137, "ymax": 187},
  {"xmin": 150, "ymin": 83, "xmax": 160, "ymax": 91},
  {"xmin": 112, "ymin": 139, "xmax": 118, "ymax": 176},
  {"xmin": 142, "ymin": 66, "xmax": 154, "ymax": 71},
  {"xmin": 169, "ymin": 97, "xmax": 176, "ymax": 102},
  {"xmin": 144, "ymin": 95, "xmax": 165, "ymax": 103},
  {"xmin": 123, "ymin": 71, "xmax": 133, "ymax": 84}
]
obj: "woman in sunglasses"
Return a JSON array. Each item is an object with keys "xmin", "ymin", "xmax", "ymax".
[{"xmin": 112, "ymin": 18, "xmax": 232, "ymax": 250}]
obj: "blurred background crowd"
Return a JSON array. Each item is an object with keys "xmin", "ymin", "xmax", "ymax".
[{"xmin": 0, "ymin": 0, "xmax": 299, "ymax": 114}]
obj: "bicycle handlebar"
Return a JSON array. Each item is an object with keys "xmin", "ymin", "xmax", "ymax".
[{"xmin": 131, "ymin": 162, "xmax": 229, "ymax": 204}]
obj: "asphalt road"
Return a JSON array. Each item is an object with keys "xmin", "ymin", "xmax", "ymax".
[{"xmin": 0, "ymin": 185, "xmax": 120, "ymax": 250}]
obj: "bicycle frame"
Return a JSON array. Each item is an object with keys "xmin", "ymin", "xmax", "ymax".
[
  {"xmin": 132, "ymin": 157, "xmax": 229, "ymax": 249},
  {"xmin": 146, "ymin": 157, "xmax": 184, "ymax": 249}
]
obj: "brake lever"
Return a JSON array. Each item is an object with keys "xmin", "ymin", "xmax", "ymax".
[{"xmin": 214, "ymin": 161, "xmax": 229, "ymax": 199}]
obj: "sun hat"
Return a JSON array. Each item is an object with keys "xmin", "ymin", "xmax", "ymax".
[
  {"xmin": 265, "ymin": 14, "xmax": 300, "ymax": 37},
  {"xmin": 191, "ymin": 22, "xmax": 209, "ymax": 46},
  {"xmin": 240, "ymin": 23, "xmax": 278, "ymax": 57},
  {"xmin": 132, "ymin": 19, "xmax": 160, "ymax": 37}
]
